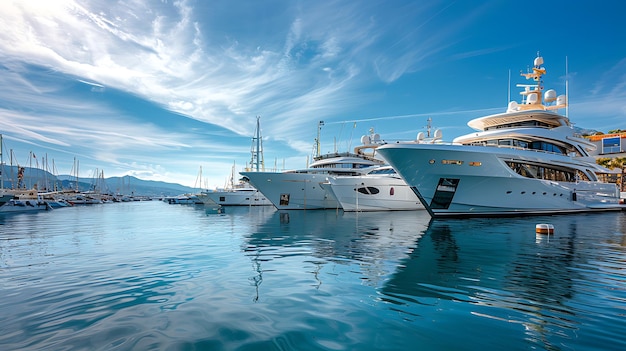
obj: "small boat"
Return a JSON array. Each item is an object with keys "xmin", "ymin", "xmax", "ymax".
[
  {"xmin": 0, "ymin": 189, "xmax": 51, "ymax": 213},
  {"xmin": 66, "ymin": 193, "xmax": 103, "ymax": 205},
  {"xmin": 40, "ymin": 192, "xmax": 73, "ymax": 208},
  {"xmin": 203, "ymin": 183, "xmax": 272, "ymax": 206},
  {"xmin": 165, "ymin": 194, "xmax": 204, "ymax": 205}
]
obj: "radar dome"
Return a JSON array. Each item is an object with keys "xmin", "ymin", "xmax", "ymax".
[
  {"xmin": 534, "ymin": 56, "xmax": 544, "ymax": 66},
  {"xmin": 360, "ymin": 135, "xmax": 371, "ymax": 145},
  {"xmin": 544, "ymin": 89, "xmax": 557, "ymax": 103},
  {"xmin": 526, "ymin": 93, "xmax": 538, "ymax": 104},
  {"xmin": 372, "ymin": 133, "xmax": 381, "ymax": 142},
  {"xmin": 556, "ymin": 94, "xmax": 567, "ymax": 106},
  {"xmin": 508, "ymin": 101, "xmax": 519, "ymax": 111},
  {"xmin": 416, "ymin": 132, "xmax": 425, "ymax": 141},
  {"xmin": 433, "ymin": 129, "xmax": 442, "ymax": 140}
]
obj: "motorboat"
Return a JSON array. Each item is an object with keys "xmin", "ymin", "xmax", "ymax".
[
  {"xmin": 241, "ymin": 127, "xmax": 386, "ymax": 210},
  {"xmin": 325, "ymin": 165, "xmax": 424, "ymax": 211},
  {"xmin": 377, "ymin": 53, "xmax": 622, "ymax": 217},
  {"xmin": 202, "ymin": 183, "xmax": 272, "ymax": 206},
  {"xmin": 0, "ymin": 189, "xmax": 51, "ymax": 213}
]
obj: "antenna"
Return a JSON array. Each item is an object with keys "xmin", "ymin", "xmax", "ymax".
[
  {"xmin": 565, "ymin": 56, "xmax": 569, "ymax": 118},
  {"xmin": 507, "ymin": 69, "xmax": 511, "ymax": 104}
]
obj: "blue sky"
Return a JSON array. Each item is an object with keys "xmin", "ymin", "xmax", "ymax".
[{"xmin": 1, "ymin": 0, "xmax": 625, "ymax": 189}]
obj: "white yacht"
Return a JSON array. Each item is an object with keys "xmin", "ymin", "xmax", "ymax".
[
  {"xmin": 377, "ymin": 53, "xmax": 622, "ymax": 217},
  {"xmin": 326, "ymin": 166, "xmax": 424, "ymax": 212},
  {"xmin": 241, "ymin": 127, "xmax": 386, "ymax": 210},
  {"xmin": 204, "ymin": 116, "xmax": 273, "ymax": 206},
  {"xmin": 202, "ymin": 182, "xmax": 272, "ymax": 206}
]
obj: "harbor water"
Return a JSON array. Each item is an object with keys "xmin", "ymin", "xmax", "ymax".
[{"xmin": 1, "ymin": 201, "xmax": 625, "ymax": 350}]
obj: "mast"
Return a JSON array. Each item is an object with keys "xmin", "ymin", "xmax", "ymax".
[
  {"xmin": 250, "ymin": 116, "xmax": 265, "ymax": 172},
  {"xmin": 74, "ymin": 157, "xmax": 79, "ymax": 192},
  {"xmin": 0, "ymin": 134, "xmax": 3, "ymax": 190},
  {"xmin": 315, "ymin": 120, "xmax": 324, "ymax": 158}
]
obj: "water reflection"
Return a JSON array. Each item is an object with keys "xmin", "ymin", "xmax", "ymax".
[
  {"xmin": 383, "ymin": 213, "xmax": 626, "ymax": 350},
  {"xmin": 242, "ymin": 210, "xmax": 432, "ymax": 301}
]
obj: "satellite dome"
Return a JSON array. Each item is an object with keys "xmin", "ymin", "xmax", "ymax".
[
  {"xmin": 544, "ymin": 89, "xmax": 557, "ymax": 102},
  {"xmin": 433, "ymin": 129, "xmax": 442, "ymax": 140}
]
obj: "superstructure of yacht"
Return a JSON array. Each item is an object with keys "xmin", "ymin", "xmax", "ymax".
[
  {"xmin": 241, "ymin": 126, "xmax": 386, "ymax": 210},
  {"xmin": 377, "ymin": 53, "xmax": 622, "ymax": 217}
]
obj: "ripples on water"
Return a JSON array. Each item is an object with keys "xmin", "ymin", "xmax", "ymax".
[{"xmin": 0, "ymin": 202, "xmax": 624, "ymax": 350}]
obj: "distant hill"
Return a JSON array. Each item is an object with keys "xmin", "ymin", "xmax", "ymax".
[{"xmin": 1, "ymin": 165, "xmax": 198, "ymax": 197}]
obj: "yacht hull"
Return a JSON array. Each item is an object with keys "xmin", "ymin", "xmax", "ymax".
[
  {"xmin": 204, "ymin": 189, "xmax": 273, "ymax": 206},
  {"xmin": 241, "ymin": 171, "xmax": 340, "ymax": 210},
  {"xmin": 378, "ymin": 144, "xmax": 621, "ymax": 217},
  {"xmin": 0, "ymin": 199, "xmax": 50, "ymax": 213},
  {"xmin": 327, "ymin": 175, "xmax": 423, "ymax": 211}
]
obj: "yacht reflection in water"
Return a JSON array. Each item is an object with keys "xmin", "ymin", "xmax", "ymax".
[
  {"xmin": 241, "ymin": 209, "xmax": 431, "ymax": 301},
  {"xmin": 382, "ymin": 212, "xmax": 626, "ymax": 349}
]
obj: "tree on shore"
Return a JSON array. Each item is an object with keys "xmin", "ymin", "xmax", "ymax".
[{"xmin": 597, "ymin": 157, "xmax": 626, "ymax": 191}]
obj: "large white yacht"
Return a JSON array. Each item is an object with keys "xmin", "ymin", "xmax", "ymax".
[
  {"xmin": 241, "ymin": 127, "xmax": 386, "ymax": 210},
  {"xmin": 325, "ymin": 165, "xmax": 424, "ymax": 212},
  {"xmin": 377, "ymin": 53, "xmax": 622, "ymax": 217}
]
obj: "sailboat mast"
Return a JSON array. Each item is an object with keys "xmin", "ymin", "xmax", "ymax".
[
  {"xmin": 0, "ymin": 134, "xmax": 3, "ymax": 190},
  {"xmin": 255, "ymin": 116, "xmax": 261, "ymax": 172}
]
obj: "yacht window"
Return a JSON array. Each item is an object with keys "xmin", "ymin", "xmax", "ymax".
[
  {"xmin": 528, "ymin": 141, "xmax": 565, "ymax": 154},
  {"xmin": 505, "ymin": 161, "xmax": 576, "ymax": 182},
  {"xmin": 370, "ymin": 168, "xmax": 396, "ymax": 175},
  {"xmin": 357, "ymin": 187, "xmax": 380, "ymax": 195},
  {"xmin": 579, "ymin": 170, "xmax": 593, "ymax": 181},
  {"xmin": 513, "ymin": 140, "xmax": 528, "ymax": 149},
  {"xmin": 442, "ymin": 160, "xmax": 463, "ymax": 165}
]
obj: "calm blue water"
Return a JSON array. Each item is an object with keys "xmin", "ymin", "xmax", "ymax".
[{"xmin": 1, "ymin": 201, "xmax": 625, "ymax": 351}]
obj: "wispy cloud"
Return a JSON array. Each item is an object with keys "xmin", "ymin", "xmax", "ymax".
[{"xmin": 2, "ymin": 0, "xmax": 623, "ymax": 187}]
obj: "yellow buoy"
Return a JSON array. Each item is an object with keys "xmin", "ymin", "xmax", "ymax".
[{"xmin": 535, "ymin": 223, "xmax": 554, "ymax": 235}]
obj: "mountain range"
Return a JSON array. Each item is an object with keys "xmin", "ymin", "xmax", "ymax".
[{"xmin": 0, "ymin": 165, "xmax": 198, "ymax": 197}]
